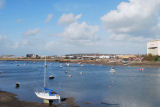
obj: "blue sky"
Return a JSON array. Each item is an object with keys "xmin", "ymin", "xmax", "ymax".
[{"xmin": 0, "ymin": 0, "xmax": 159, "ymax": 56}]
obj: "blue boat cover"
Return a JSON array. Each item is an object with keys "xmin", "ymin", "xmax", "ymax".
[
  {"xmin": 44, "ymin": 88, "xmax": 53, "ymax": 91},
  {"xmin": 44, "ymin": 88, "xmax": 57, "ymax": 96}
]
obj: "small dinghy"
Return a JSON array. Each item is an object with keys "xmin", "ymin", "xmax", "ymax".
[
  {"xmin": 16, "ymin": 82, "xmax": 20, "ymax": 88},
  {"xmin": 68, "ymin": 74, "xmax": 72, "ymax": 78},
  {"xmin": 49, "ymin": 75, "xmax": 55, "ymax": 80},
  {"xmin": 66, "ymin": 63, "xmax": 70, "ymax": 67},
  {"xmin": 80, "ymin": 72, "xmax": 83, "ymax": 75},
  {"xmin": 109, "ymin": 67, "xmax": 116, "ymax": 73},
  {"xmin": 81, "ymin": 64, "xmax": 84, "ymax": 67},
  {"xmin": 59, "ymin": 64, "xmax": 63, "ymax": 68}
]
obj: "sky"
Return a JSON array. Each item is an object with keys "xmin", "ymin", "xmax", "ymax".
[{"xmin": 0, "ymin": 0, "xmax": 160, "ymax": 56}]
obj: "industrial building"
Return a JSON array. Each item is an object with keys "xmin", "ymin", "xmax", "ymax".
[{"xmin": 147, "ymin": 40, "xmax": 160, "ymax": 56}]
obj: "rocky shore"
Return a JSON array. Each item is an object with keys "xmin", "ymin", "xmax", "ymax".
[{"xmin": 0, "ymin": 58, "xmax": 160, "ymax": 67}]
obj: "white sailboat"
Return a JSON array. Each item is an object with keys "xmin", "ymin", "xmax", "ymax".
[
  {"xmin": 109, "ymin": 67, "xmax": 116, "ymax": 73},
  {"xmin": 66, "ymin": 63, "xmax": 70, "ymax": 67},
  {"xmin": 35, "ymin": 56, "xmax": 60, "ymax": 103},
  {"xmin": 59, "ymin": 64, "xmax": 63, "ymax": 68}
]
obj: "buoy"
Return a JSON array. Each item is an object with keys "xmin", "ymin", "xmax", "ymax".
[
  {"xmin": 59, "ymin": 64, "xmax": 63, "ymax": 68},
  {"xmin": 65, "ymin": 71, "xmax": 68, "ymax": 74},
  {"xmin": 139, "ymin": 68, "xmax": 144, "ymax": 71},
  {"xmin": 68, "ymin": 74, "xmax": 72, "ymax": 78},
  {"xmin": 49, "ymin": 75, "xmax": 55, "ymax": 80},
  {"xmin": 16, "ymin": 82, "xmax": 20, "ymax": 88},
  {"xmin": 66, "ymin": 63, "xmax": 70, "ymax": 67},
  {"xmin": 80, "ymin": 72, "xmax": 83, "ymax": 75},
  {"xmin": 81, "ymin": 64, "xmax": 84, "ymax": 67}
]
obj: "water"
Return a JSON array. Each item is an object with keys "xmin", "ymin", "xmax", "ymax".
[{"xmin": 0, "ymin": 61, "xmax": 160, "ymax": 107}]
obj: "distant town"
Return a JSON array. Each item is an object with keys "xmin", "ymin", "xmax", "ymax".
[
  {"xmin": 0, "ymin": 53, "xmax": 142, "ymax": 60},
  {"xmin": 0, "ymin": 40, "xmax": 160, "ymax": 66},
  {"xmin": 0, "ymin": 53, "xmax": 144, "ymax": 65}
]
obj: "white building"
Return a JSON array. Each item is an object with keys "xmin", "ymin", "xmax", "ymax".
[
  {"xmin": 147, "ymin": 40, "xmax": 160, "ymax": 56},
  {"xmin": 99, "ymin": 55, "xmax": 110, "ymax": 59}
]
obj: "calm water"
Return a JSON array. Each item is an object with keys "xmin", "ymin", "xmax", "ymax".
[{"xmin": 0, "ymin": 61, "xmax": 160, "ymax": 107}]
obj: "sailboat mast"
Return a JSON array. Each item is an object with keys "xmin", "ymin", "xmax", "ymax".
[{"xmin": 44, "ymin": 56, "xmax": 47, "ymax": 88}]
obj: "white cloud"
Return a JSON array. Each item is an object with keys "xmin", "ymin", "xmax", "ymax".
[
  {"xmin": 109, "ymin": 34, "xmax": 151, "ymax": 42},
  {"xmin": 0, "ymin": 35, "xmax": 7, "ymax": 40},
  {"xmin": 11, "ymin": 37, "xmax": 48, "ymax": 55},
  {"xmin": 0, "ymin": 36, "xmax": 12, "ymax": 48},
  {"xmin": 0, "ymin": 35, "xmax": 29, "ymax": 50},
  {"xmin": 0, "ymin": 35, "xmax": 16, "ymax": 51},
  {"xmin": 57, "ymin": 22, "xmax": 99, "ymax": 44},
  {"xmin": 58, "ymin": 13, "xmax": 82, "ymax": 25},
  {"xmin": 101, "ymin": 0, "xmax": 160, "ymax": 41},
  {"xmin": 0, "ymin": 0, "xmax": 5, "ymax": 9},
  {"xmin": 24, "ymin": 28, "xmax": 40, "ymax": 36},
  {"xmin": 45, "ymin": 14, "xmax": 53, "ymax": 23}
]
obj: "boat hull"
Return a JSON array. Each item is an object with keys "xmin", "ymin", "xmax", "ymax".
[{"xmin": 35, "ymin": 92, "xmax": 60, "ymax": 100}]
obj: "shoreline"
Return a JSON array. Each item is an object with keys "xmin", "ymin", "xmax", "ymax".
[
  {"xmin": 84, "ymin": 61, "xmax": 160, "ymax": 68},
  {"xmin": 0, "ymin": 90, "xmax": 58, "ymax": 107},
  {"xmin": 0, "ymin": 58, "xmax": 160, "ymax": 67},
  {"xmin": 0, "ymin": 90, "xmax": 80, "ymax": 107}
]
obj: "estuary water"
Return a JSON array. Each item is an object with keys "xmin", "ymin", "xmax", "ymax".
[{"xmin": 0, "ymin": 61, "xmax": 160, "ymax": 107}]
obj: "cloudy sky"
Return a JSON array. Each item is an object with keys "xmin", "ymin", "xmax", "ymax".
[{"xmin": 0, "ymin": 0, "xmax": 159, "ymax": 56}]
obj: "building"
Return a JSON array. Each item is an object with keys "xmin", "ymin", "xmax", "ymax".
[
  {"xmin": 147, "ymin": 40, "xmax": 160, "ymax": 56},
  {"xmin": 99, "ymin": 55, "xmax": 110, "ymax": 59},
  {"xmin": 64, "ymin": 53, "xmax": 116, "ymax": 59},
  {"xmin": 117, "ymin": 54, "xmax": 137, "ymax": 59},
  {"xmin": 26, "ymin": 54, "xmax": 40, "ymax": 58},
  {"xmin": 26, "ymin": 54, "xmax": 34, "ymax": 58}
]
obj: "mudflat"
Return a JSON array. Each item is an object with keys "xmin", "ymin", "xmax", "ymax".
[
  {"xmin": 0, "ymin": 91, "xmax": 59, "ymax": 107},
  {"xmin": 0, "ymin": 91, "xmax": 81, "ymax": 107}
]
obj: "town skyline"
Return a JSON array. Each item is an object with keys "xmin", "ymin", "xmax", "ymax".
[{"xmin": 1, "ymin": 0, "xmax": 160, "ymax": 56}]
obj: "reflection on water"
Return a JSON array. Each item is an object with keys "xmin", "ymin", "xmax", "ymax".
[{"xmin": 0, "ymin": 61, "xmax": 160, "ymax": 107}]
